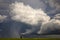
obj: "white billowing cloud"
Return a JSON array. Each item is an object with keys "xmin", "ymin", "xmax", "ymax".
[
  {"xmin": 0, "ymin": 15, "xmax": 7, "ymax": 23},
  {"xmin": 54, "ymin": 14, "xmax": 60, "ymax": 20},
  {"xmin": 10, "ymin": 2, "xmax": 50, "ymax": 25},
  {"xmin": 9, "ymin": 2, "xmax": 50, "ymax": 36},
  {"xmin": 38, "ymin": 19, "xmax": 60, "ymax": 34}
]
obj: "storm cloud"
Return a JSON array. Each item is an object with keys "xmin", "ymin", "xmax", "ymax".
[
  {"xmin": 9, "ymin": 1, "xmax": 50, "ymax": 37},
  {"xmin": 0, "ymin": 0, "xmax": 60, "ymax": 38}
]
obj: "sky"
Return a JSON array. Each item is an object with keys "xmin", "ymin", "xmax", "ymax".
[{"xmin": 0, "ymin": 0, "xmax": 60, "ymax": 38}]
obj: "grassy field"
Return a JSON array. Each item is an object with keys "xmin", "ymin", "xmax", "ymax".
[{"xmin": 0, "ymin": 35, "xmax": 60, "ymax": 40}]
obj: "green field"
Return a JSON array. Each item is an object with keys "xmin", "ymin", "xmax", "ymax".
[{"xmin": 0, "ymin": 38, "xmax": 60, "ymax": 40}]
